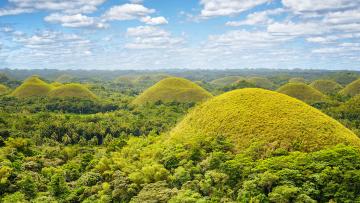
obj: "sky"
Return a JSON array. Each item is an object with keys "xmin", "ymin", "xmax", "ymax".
[{"xmin": 0, "ymin": 0, "xmax": 359, "ymax": 70}]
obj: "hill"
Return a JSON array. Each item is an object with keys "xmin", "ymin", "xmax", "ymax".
[
  {"xmin": 289, "ymin": 77, "xmax": 306, "ymax": 83},
  {"xmin": 55, "ymin": 74, "xmax": 74, "ymax": 83},
  {"xmin": 277, "ymin": 82, "xmax": 327, "ymax": 103},
  {"xmin": 132, "ymin": 77, "xmax": 213, "ymax": 105},
  {"xmin": 48, "ymin": 83, "xmax": 97, "ymax": 100},
  {"xmin": 169, "ymin": 88, "xmax": 360, "ymax": 155},
  {"xmin": 310, "ymin": 80, "xmax": 342, "ymax": 94},
  {"xmin": 210, "ymin": 76, "xmax": 245, "ymax": 86},
  {"xmin": 0, "ymin": 84, "xmax": 8, "ymax": 95},
  {"xmin": 11, "ymin": 76, "xmax": 53, "ymax": 98},
  {"xmin": 339, "ymin": 78, "xmax": 360, "ymax": 97},
  {"xmin": 246, "ymin": 77, "xmax": 276, "ymax": 90},
  {"xmin": 51, "ymin": 82, "xmax": 63, "ymax": 87}
]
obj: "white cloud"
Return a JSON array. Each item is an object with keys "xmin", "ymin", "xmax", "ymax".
[
  {"xmin": 282, "ymin": 0, "xmax": 359, "ymax": 13},
  {"xmin": 103, "ymin": 4, "xmax": 154, "ymax": 21},
  {"xmin": 199, "ymin": 0, "xmax": 270, "ymax": 18},
  {"xmin": 268, "ymin": 22, "xmax": 328, "ymax": 36},
  {"xmin": 0, "ymin": 0, "xmax": 106, "ymax": 16},
  {"xmin": 226, "ymin": 8, "xmax": 283, "ymax": 26},
  {"xmin": 140, "ymin": 16, "xmax": 168, "ymax": 25},
  {"xmin": 125, "ymin": 26, "xmax": 183, "ymax": 49},
  {"xmin": 324, "ymin": 9, "xmax": 360, "ymax": 25},
  {"xmin": 44, "ymin": 13, "xmax": 108, "ymax": 28}
]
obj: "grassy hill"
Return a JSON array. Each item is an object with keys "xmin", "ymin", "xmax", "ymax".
[
  {"xmin": 132, "ymin": 77, "xmax": 213, "ymax": 105},
  {"xmin": 210, "ymin": 76, "xmax": 245, "ymax": 86},
  {"xmin": 289, "ymin": 77, "xmax": 306, "ymax": 83},
  {"xmin": 310, "ymin": 80, "xmax": 342, "ymax": 95},
  {"xmin": 277, "ymin": 82, "xmax": 327, "ymax": 103},
  {"xmin": 51, "ymin": 82, "xmax": 63, "ymax": 87},
  {"xmin": 48, "ymin": 83, "xmax": 97, "ymax": 99},
  {"xmin": 246, "ymin": 77, "xmax": 276, "ymax": 90},
  {"xmin": 55, "ymin": 74, "xmax": 74, "ymax": 83},
  {"xmin": 11, "ymin": 76, "xmax": 53, "ymax": 98},
  {"xmin": 339, "ymin": 78, "xmax": 360, "ymax": 97},
  {"xmin": 168, "ymin": 88, "xmax": 360, "ymax": 156},
  {"xmin": 0, "ymin": 84, "xmax": 8, "ymax": 95}
]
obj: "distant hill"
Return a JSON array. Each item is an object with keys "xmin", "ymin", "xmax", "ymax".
[
  {"xmin": 55, "ymin": 74, "xmax": 74, "ymax": 83},
  {"xmin": 210, "ymin": 76, "xmax": 245, "ymax": 86},
  {"xmin": 339, "ymin": 78, "xmax": 360, "ymax": 97},
  {"xmin": 277, "ymin": 83, "xmax": 327, "ymax": 103},
  {"xmin": 48, "ymin": 83, "xmax": 97, "ymax": 100},
  {"xmin": 310, "ymin": 80, "xmax": 342, "ymax": 95},
  {"xmin": 51, "ymin": 82, "xmax": 63, "ymax": 87},
  {"xmin": 132, "ymin": 77, "xmax": 213, "ymax": 105},
  {"xmin": 289, "ymin": 77, "xmax": 306, "ymax": 83},
  {"xmin": 169, "ymin": 88, "xmax": 360, "ymax": 156},
  {"xmin": 246, "ymin": 77, "xmax": 276, "ymax": 90},
  {"xmin": 11, "ymin": 76, "xmax": 53, "ymax": 98}
]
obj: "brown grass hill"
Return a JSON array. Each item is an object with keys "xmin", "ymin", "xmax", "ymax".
[
  {"xmin": 0, "ymin": 84, "xmax": 8, "ymax": 95},
  {"xmin": 51, "ymin": 82, "xmax": 63, "ymax": 87},
  {"xmin": 48, "ymin": 83, "xmax": 97, "ymax": 100},
  {"xmin": 168, "ymin": 88, "xmax": 360, "ymax": 157},
  {"xmin": 277, "ymin": 83, "xmax": 327, "ymax": 104},
  {"xmin": 55, "ymin": 74, "xmax": 74, "ymax": 83},
  {"xmin": 246, "ymin": 77, "xmax": 276, "ymax": 90},
  {"xmin": 11, "ymin": 76, "xmax": 53, "ymax": 98},
  {"xmin": 310, "ymin": 80, "xmax": 343, "ymax": 95},
  {"xmin": 339, "ymin": 78, "xmax": 360, "ymax": 97},
  {"xmin": 132, "ymin": 77, "xmax": 213, "ymax": 105},
  {"xmin": 210, "ymin": 76, "xmax": 245, "ymax": 86},
  {"xmin": 289, "ymin": 77, "xmax": 306, "ymax": 83}
]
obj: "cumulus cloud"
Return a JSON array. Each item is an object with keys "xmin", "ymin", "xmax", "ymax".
[
  {"xmin": 0, "ymin": 0, "xmax": 106, "ymax": 16},
  {"xmin": 199, "ymin": 0, "xmax": 270, "ymax": 18},
  {"xmin": 282, "ymin": 0, "xmax": 359, "ymax": 13},
  {"xmin": 103, "ymin": 4, "xmax": 154, "ymax": 21},
  {"xmin": 226, "ymin": 8, "xmax": 284, "ymax": 26},
  {"xmin": 267, "ymin": 22, "xmax": 328, "ymax": 36},
  {"xmin": 44, "ymin": 13, "xmax": 108, "ymax": 28},
  {"xmin": 140, "ymin": 16, "xmax": 168, "ymax": 25},
  {"xmin": 125, "ymin": 26, "xmax": 183, "ymax": 49}
]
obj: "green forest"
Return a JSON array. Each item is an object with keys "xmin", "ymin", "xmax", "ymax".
[{"xmin": 1, "ymin": 69, "xmax": 360, "ymax": 203}]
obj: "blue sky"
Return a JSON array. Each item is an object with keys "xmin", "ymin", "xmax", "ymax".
[{"xmin": 0, "ymin": 0, "xmax": 359, "ymax": 70}]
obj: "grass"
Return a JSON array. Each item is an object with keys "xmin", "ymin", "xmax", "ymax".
[
  {"xmin": 310, "ymin": 80, "xmax": 342, "ymax": 95},
  {"xmin": 210, "ymin": 76, "xmax": 245, "ymax": 86},
  {"xmin": 48, "ymin": 83, "xmax": 97, "ymax": 100},
  {"xmin": 246, "ymin": 77, "xmax": 276, "ymax": 90},
  {"xmin": 11, "ymin": 76, "xmax": 53, "ymax": 98},
  {"xmin": 277, "ymin": 82, "xmax": 327, "ymax": 103},
  {"xmin": 132, "ymin": 77, "xmax": 213, "ymax": 105},
  {"xmin": 169, "ymin": 88, "xmax": 360, "ymax": 155},
  {"xmin": 55, "ymin": 74, "xmax": 74, "ymax": 83},
  {"xmin": 0, "ymin": 84, "xmax": 8, "ymax": 95},
  {"xmin": 51, "ymin": 82, "xmax": 63, "ymax": 87},
  {"xmin": 339, "ymin": 78, "xmax": 360, "ymax": 97},
  {"xmin": 289, "ymin": 77, "xmax": 306, "ymax": 83}
]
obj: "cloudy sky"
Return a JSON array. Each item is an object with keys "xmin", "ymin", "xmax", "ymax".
[{"xmin": 0, "ymin": 0, "xmax": 359, "ymax": 70}]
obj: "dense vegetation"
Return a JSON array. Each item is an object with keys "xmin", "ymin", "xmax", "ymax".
[{"xmin": 1, "ymin": 69, "xmax": 360, "ymax": 202}]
